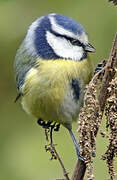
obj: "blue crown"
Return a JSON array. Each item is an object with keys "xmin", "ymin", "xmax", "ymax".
[{"xmin": 54, "ymin": 14, "xmax": 85, "ymax": 35}]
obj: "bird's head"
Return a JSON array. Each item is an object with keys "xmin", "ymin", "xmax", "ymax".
[{"xmin": 24, "ymin": 13, "xmax": 95, "ymax": 61}]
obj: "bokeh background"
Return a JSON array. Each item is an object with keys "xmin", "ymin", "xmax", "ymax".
[{"xmin": 0, "ymin": 0, "xmax": 117, "ymax": 180}]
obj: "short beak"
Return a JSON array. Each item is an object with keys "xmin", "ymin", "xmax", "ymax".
[{"xmin": 85, "ymin": 43, "xmax": 95, "ymax": 52}]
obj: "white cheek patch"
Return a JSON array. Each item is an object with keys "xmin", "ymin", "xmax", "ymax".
[{"xmin": 46, "ymin": 31, "xmax": 84, "ymax": 61}]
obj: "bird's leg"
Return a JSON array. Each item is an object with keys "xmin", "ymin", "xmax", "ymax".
[
  {"xmin": 50, "ymin": 123, "xmax": 56, "ymax": 144},
  {"xmin": 44, "ymin": 128, "xmax": 50, "ymax": 142},
  {"xmin": 68, "ymin": 128, "xmax": 85, "ymax": 161}
]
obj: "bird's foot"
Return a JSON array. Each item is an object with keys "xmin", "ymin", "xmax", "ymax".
[
  {"xmin": 76, "ymin": 147, "xmax": 86, "ymax": 161},
  {"xmin": 37, "ymin": 118, "xmax": 60, "ymax": 131},
  {"xmin": 94, "ymin": 60, "xmax": 106, "ymax": 77},
  {"xmin": 37, "ymin": 118, "xmax": 52, "ymax": 129},
  {"xmin": 94, "ymin": 62, "xmax": 103, "ymax": 74}
]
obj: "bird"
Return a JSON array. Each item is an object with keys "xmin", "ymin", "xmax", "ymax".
[{"xmin": 14, "ymin": 13, "xmax": 95, "ymax": 161}]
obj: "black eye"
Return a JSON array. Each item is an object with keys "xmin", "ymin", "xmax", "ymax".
[{"xmin": 70, "ymin": 39, "xmax": 82, "ymax": 46}]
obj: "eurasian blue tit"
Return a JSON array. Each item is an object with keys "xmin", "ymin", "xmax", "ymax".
[{"xmin": 14, "ymin": 13, "xmax": 95, "ymax": 161}]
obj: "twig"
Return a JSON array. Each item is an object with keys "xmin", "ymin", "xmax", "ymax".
[
  {"xmin": 44, "ymin": 128, "xmax": 70, "ymax": 180},
  {"xmin": 50, "ymin": 143, "xmax": 70, "ymax": 180}
]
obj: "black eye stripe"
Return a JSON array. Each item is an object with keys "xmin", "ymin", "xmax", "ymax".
[
  {"xmin": 70, "ymin": 39, "xmax": 83, "ymax": 46},
  {"xmin": 50, "ymin": 30, "xmax": 84, "ymax": 47}
]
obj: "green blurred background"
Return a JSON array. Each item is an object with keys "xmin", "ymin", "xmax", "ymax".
[{"xmin": 0, "ymin": 0, "xmax": 117, "ymax": 179}]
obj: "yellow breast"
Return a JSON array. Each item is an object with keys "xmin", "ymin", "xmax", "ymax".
[{"xmin": 21, "ymin": 57, "xmax": 93, "ymax": 125}]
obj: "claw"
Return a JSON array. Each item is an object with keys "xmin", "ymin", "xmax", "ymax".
[{"xmin": 54, "ymin": 124, "xmax": 60, "ymax": 131}]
